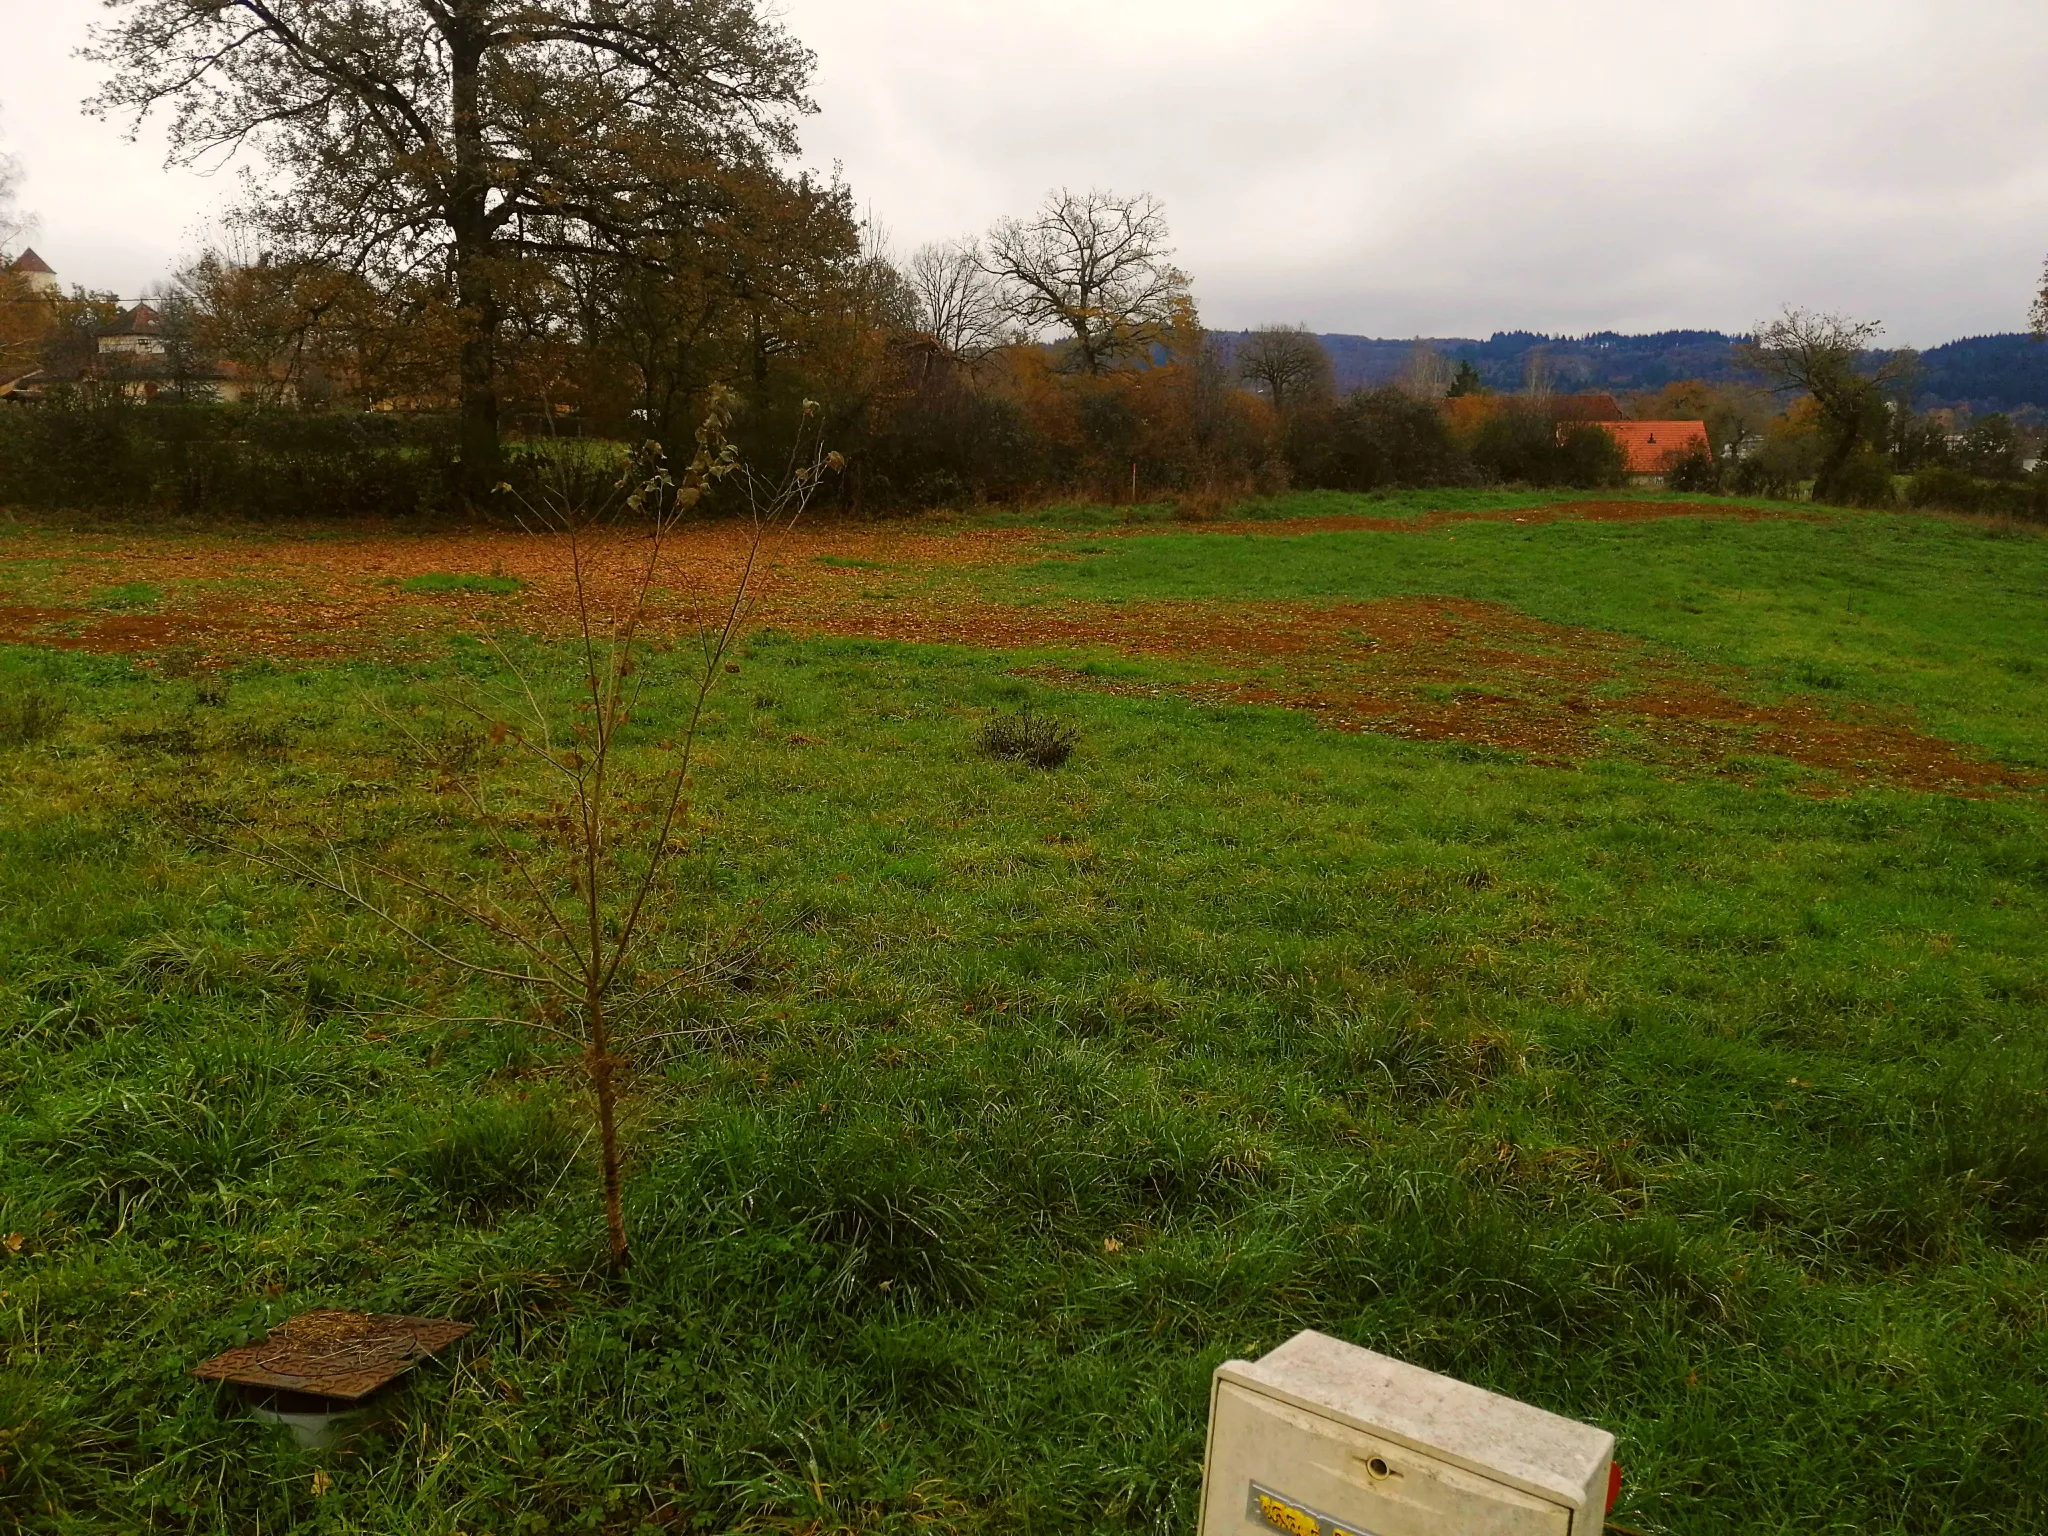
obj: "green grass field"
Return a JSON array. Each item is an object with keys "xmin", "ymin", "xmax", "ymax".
[{"xmin": 3, "ymin": 496, "xmax": 2047, "ymax": 1534}]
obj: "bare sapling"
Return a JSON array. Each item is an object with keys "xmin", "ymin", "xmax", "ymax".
[{"xmin": 231, "ymin": 389, "xmax": 838, "ymax": 1271}]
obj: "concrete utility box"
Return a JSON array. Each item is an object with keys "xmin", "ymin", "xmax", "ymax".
[{"xmin": 1199, "ymin": 1331, "xmax": 1615, "ymax": 1536}]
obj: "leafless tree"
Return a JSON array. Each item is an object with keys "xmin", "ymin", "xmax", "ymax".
[
  {"xmin": 1235, "ymin": 324, "xmax": 1333, "ymax": 414},
  {"xmin": 1397, "ymin": 340, "xmax": 1452, "ymax": 399},
  {"xmin": 1742, "ymin": 307, "xmax": 1915, "ymax": 499},
  {"xmin": 228, "ymin": 391, "xmax": 838, "ymax": 1272},
  {"xmin": 905, "ymin": 238, "xmax": 1008, "ymax": 360},
  {"xmin": 984, "ymin": 189, "xmax": 1190, "ymax": 373},
  {"xmin": 845, "ymin": 214, "xmax": 921, "ymax": 340},
  {"xmin": 0, "ymin": 147, "xmax": 30, "ymax": 256},
  {"xmin": 1522, "ymin": 346, "xmax": 1553, "ymax": 402}
]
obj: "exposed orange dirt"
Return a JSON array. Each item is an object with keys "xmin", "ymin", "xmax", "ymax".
[
  {"xmin": 796, "ymin": 594, "xmax": 2033, "ymax": 795},
  {"xmin": 0, "ymin": 501, "xmax": 2030, "ymax": 796}
]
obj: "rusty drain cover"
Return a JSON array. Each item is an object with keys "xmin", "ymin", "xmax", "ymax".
[{"xmin": 191, "ymin": 1309, "xmax": 473, "ymax": 1401}]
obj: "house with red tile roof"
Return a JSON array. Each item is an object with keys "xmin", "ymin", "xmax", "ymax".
[{"xmin": 1574, "ymin": 419, "xmax": 1710, "ymax": 484}]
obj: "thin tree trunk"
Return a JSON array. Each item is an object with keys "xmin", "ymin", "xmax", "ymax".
[
  {"xmin": 448, "ymin": 15, "xmax": 501, "ymax": 502},
  {"xmin": 587, "ymin": 984, "xmax": 630, "ymax": 1271}
]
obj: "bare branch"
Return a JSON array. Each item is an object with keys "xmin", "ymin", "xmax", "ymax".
[{"xmin": 984, "ymin": 189, "xmax": 1190, "ymax": 373}]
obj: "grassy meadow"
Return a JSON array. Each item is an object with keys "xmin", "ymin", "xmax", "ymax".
[{"xmin": 2, "ymin": 494, "xmax": 2047, "ymax": 1534}]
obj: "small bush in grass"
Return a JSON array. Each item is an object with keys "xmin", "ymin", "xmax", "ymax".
[
  {"xmin": 0, "ymin": 686, "xmax": 69, "ymax": 747},
  {"xmin": 976, "ymin": 704, "xmax": 1078, "ymax": 768}
]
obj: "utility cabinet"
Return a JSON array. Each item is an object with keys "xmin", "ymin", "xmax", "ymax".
[{"xmin": 1198, "ymin": 1332, "xmax": 1615, "ymax": 1536}]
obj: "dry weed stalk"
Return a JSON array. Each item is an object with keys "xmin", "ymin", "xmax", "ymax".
[{"xmin": 236, "ymin": 390, "xmax": 837, "ymax": 1270}]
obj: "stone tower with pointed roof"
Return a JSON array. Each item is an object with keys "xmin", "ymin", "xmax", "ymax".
[{"xmin": 7, "ymin": 248, "xmax": 59, "ymax": 296}]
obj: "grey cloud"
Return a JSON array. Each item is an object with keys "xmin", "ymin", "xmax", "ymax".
[
  {"xmin": 788, "ymin": 0, "xmax": 2048, "ymax": 346},
  {"xmin": 5, "ymin": 0, "xmax": 2042, "ymax": 344}
]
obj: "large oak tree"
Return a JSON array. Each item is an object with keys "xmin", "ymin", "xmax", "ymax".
[
  {"xmin": 90, "ymin": 0, "xmax": 816, "ymax": 491},
  {"xmin": 984, "ymin": 190, "xmax": 1189, "ymax": 375},
  {"xmin": 1234, "ymin": 324, "xmax": 1332, "ymax": 415}
]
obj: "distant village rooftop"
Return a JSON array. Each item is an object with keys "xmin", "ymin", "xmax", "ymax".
[
  {"xmin": 101, "ymin": 302, "xmax": 163, "ymax": 340},
  {"xmin": 1589, "ymin": 419, "xmax": 1712, "ymax": 476}
]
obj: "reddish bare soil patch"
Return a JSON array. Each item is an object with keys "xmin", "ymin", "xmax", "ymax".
[
  {"xmin": 0, "ymin": 512, "xmax": 2027, "ymax": 794},
  {"xmin": 792, "ymin": 592, "xmax": 2030, "ymax": 795},
  {"xmin": 0, "ymin": 522, "xmax": 1031, "ymax": 665},
  {"xmin": 0, "ymin": 602, "xmax": 250, "ymax": 654}
]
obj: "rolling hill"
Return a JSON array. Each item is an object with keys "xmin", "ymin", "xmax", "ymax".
[{"xmin": 1213, "ymin": 329, "xmax": 2048, "ymax": 419}]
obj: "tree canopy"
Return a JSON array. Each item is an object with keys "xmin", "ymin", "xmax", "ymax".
[
  {"xmin": 905, "ymin": 239, "xmax": 1008, "ymax": 362},
  {"xmin": 1235, "ymin": 324, "xmax": 1333, "ymax": 414},
  {"xmin": 1743, "ymin": 308, "xmax": 1915, "ymax": 503},
  {"xmin": 984, "ymin": 190, "xmax": 1190, "ymax": 374},
  {"xmin": 89, "ymin": 0, "xmax": 820, "ymax": 489}
]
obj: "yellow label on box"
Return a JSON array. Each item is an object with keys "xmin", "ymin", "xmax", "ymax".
[{"xmin": 1247, "ymin": 1483, "xmax": 1380, "ymax": 1536}]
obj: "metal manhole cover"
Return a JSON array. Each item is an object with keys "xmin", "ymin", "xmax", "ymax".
[{"xmin": 191, "ymin": 1309, "xmax": 473, "ymax": 1401}]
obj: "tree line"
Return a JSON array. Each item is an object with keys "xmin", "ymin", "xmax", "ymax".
[{"xmin": 0, "ymin": 0, "xmax": 2040, "ymax": 520}]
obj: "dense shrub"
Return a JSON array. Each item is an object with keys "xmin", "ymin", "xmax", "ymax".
[
  {"xmin": 21, "ymin": 366, "xmax": 2015, "ymax": 521},
  {"xmin": 1906, "ymin": 465, "xmax": 1986, "ymax": 512},
  {"xmin": 812, "ymin": 345, "xmax": 1280, "ymax": 512},
  {"xmin": 0, "ymin": 398, "xmax": 462, "ymax": 517},
  {"xmin": 1466, "ymin": 407, "xmax": 1626, "ymax": 488},
  {"xmin": 839, "ymin": 360, "xmax": 1044, "ymax": 509},
  {"xmin": 1664, "ymin": 442, "xmax": 1723, "ymax": 493},
  {"xmin": 1905, "ymin": 464, "xmax": 2046, "ymax": 518},
  {"xmin": 1555, "ymin": 422, "xmax": 1630, "ymax": 488},
  {"xmin": 1819, "ymin": 449, "xmax": 1898, "ymax": 509},
  {"xmin": 1952, "ymin": 413, "xmax": 2027, "ymax": 481},
  {"xmin": 1733, "ymin": 411, "xmax": 1824, "ymax": 500},
  {"xmin": 1729, "ymin": 453, "xmax": 1797, "ymax": 500},
  {"xmin": 1285, "ymin": 387, "xmax": 1470, "ymax": 490}
]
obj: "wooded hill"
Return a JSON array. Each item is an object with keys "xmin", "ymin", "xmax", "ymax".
[{"xmin": 1216, "ymin": 329, "xmax": 2048, "ymax": 419}]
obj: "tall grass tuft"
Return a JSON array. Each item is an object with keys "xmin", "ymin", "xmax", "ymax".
[
  {"xmin": 400, "ymin": 1095, "xmax": 580, "ymax": 1218},
  {"xmin": 0, "ymin": 685, "xmax": 69, "ymax": 748},
  {"xmin": 976, "ymin": 704, "xmax": 1079, "ymax": 768}
]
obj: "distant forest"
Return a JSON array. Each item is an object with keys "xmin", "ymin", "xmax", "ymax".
[{"xmin": 1220, "ymin": 329, "xmax": 2048, "ymax": 420}]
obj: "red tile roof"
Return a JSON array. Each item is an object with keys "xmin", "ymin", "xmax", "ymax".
[
  {"xmin": 1577, "ymin": 420, "xmax": 1710, "ymax": 474},
  {"xmin": 9, "ymin": 248, "xmax": 54, "ymax": 275},
  {"xmin": 101, "ymin": 302, "xmax": 162, "ymax": 336}
]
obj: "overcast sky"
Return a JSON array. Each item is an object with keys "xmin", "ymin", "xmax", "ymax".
[{"xmin": 3, "ymin": 0, "xmax": 2043, "ymax": 347}]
